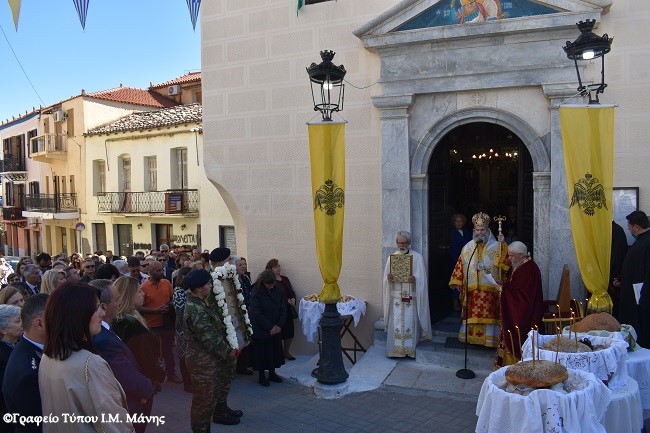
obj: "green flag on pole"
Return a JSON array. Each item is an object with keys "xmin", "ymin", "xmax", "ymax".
[{"xmin": 297, "ymin": 0, "xmax": 303, "ymax": 16}]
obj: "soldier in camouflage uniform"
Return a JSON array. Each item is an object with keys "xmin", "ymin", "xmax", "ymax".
[
  {"xmin": 183, "ymin": 269, "xmax": 239, "ymax": 433},
  {"xmin": 207, "ymin": 247, "xmax": 243, "ymax": 425}
]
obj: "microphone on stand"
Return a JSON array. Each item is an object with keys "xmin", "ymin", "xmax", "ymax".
[{"xmin": 456, "ymin": 238, "xmax": 482, "ymax": 379}]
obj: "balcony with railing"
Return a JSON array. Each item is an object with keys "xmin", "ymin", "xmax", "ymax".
[
  {"xmin": 29, "ymin": 133, "xmax": 68, "ymax": 161},
  {"xmin": 22, "ymin": 193, "xmax": 79, "ymax": 219},
  {"xmin": 2, "ymin": 207, "xmax": 24, "ymax": 221},
  {"xmin": 0, "ymin": 157, "xmax": 26, "ymax": 173},
  {"xmin": 97, "ymin": 189, "xmax": 199, "ymax": 215}
]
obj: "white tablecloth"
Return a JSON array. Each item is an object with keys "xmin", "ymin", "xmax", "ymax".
[
  {"xmin": 476, "ymin": 367, "xmax": 611, "ymax": 433},
  {"xmin": 628, "ymin": 347, "xmax": 650, "ymax": 417},
  {"xmin": 298, "ymin": 297, "xmax": 366, "ymax": 343},
  {"xmin": 600, "ymin": 376, "xmax": 644, "ymax": 433},
  {"xmin": 521, "ymin": 331, "xmax": 629, "ymax": 387}
]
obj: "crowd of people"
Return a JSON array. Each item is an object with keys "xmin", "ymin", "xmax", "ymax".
[{"xmin": 0, "ymin": 245, "xmax": 299, "ymax": 433}]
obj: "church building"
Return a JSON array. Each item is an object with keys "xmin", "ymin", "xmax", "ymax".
[{"xmin": 201, "ymin": 0, "xmax": 646, "ymax": 352}]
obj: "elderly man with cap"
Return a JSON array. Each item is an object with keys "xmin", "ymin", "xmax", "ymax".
[
  {"xmin": 184, "ymin": 269, "xmax": 240, "ymax": 432},
  {"xmin": 207, "ymin": 247, "xmax": 244, "ymax": 425},
  {"xmin": 494, "ymin": 241, "xmax": 543, "ymax": 367},
  {"xmin": 449, "ymin": 212, "xmax": 508, "ymax": 348}
]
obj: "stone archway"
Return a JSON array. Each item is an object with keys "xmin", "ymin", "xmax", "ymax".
[{"xmin": 409, "ymin": 106, "xmax": 552, "ymax": 293}]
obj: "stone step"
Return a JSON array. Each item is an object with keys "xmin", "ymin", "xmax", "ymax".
[{"xmin": 415, "ymin": 340, "xmax": 496, "ymax": 373}]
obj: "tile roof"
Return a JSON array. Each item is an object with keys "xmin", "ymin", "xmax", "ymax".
[
  {"xmin": 86, "ymin": 86, "xmax": 178, "ymax": 108},
  {"xmin": 86, "ymin": 103, "xmax": 202, "ymax": 136},
  {"xmin": 151, "ymin": 72, "xmax": 201, "ymax": 88}
]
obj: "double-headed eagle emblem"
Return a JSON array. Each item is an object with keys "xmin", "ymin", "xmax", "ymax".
[
  {"xmin": 314, "ymin": 179, "xmax": 344, "ymax": 216},
  {"xmin": 569, "ymin": 173, "xmax": 607, "ymax": 216}
]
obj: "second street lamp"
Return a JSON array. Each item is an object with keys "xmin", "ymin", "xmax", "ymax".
[{"xmin": 563, "ymin": 19, "xmax": 613, "ymax": 104}]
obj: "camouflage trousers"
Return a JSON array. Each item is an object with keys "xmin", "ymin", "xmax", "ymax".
[
  {"xmin": 214, "ymin": 356, "xmax": 236, "ymax": 406},
  {"xmin": 186, "ymin": 342, "xmax": 220, "ymax": 433}
]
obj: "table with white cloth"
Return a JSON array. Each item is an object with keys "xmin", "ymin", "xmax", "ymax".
[
  {"xmin": 298, "ymin": 296, "xmax": 367, "ymax": 364},
  {"xmin": 476, "ymin": 367, "xmax": 611, "ymax": 433},
  {"xmin": 628, "ymin": 347, "xmax": 650, "ymax": 418}
]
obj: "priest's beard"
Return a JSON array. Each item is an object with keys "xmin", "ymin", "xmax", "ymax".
[
  {"xmin": 511, "ymin": 258, "xmax": 524, "ymax": 269},
  {"xmin": 473, "ymin": 233, "xmax": 488, "ymax": 244},
  {"xmin": 397, "ymin": 247, "xmax": 409, "ymax": 254}
]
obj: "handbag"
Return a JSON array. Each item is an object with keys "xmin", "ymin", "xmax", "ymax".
[{"xmin": 288, "ymin": 304, "xmax": 299, "ymax": 320}]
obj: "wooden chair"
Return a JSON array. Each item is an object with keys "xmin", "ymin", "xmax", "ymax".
[{"xmin": 542, "ymin": 265, "xmax": 584, "ymax": 334}]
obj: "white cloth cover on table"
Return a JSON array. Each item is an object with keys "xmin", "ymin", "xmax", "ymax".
[
  {"xmin": 521, "ymin": 331, "xmax": 629, "ymax": 387},
  {"xmin": 627, "ymin": 347, "xmax": 650, "ymax": 417},
  {"xmin": 476, "ymin": 367, "xmax": 611, "ymax": 433},
  {"xmin": 600, "ymin": 376, "xmax": 643, "ymax": 433},
  {"xmin": 298, "ymin": 297, "xmax": 367, "ymax": 343},
  {"xmin": 561, "ymin": 324, "xmax": 639, "ymax": 351}
]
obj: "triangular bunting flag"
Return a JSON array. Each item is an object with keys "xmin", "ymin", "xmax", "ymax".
[
  {"xmin": 186, "ymin": 0, "xmax": 201, "ymax": 31},
  {"xmin": 8, "ymin": 0, "xmax": 21, "ymax": 30},
  {"xmin": 73, "ymin": 0, "xmax": 89, "ymax": 30},
  {"xmin": 297, "ymin": 0, "xmax": 303, "ymax": 16}
]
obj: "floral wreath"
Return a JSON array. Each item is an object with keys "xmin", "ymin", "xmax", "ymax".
[{"xmin": 211, "ymin": 263, "xmax": 253, "ymax": 350}]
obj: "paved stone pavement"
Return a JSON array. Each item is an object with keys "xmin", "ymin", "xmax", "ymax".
[{"xmin": 151, "ymin": 373, "xmax": 478, "ymax": 433}]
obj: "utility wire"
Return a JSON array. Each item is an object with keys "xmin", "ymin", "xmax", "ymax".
[
  {"xmin": 0, "ymin": 22, "xmax": 46, "ymax": 109},
  {"xmin": 344, "ymin": 78, "xmax": 379, "ymax": 90}
]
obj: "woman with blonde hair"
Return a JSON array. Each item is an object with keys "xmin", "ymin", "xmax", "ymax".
[
  {"xmin": 112, "ymin": 276, "xmax": 166, "ymax": 387},
  {"xmin": 40, "ymin": 269, "xmax": 67, "ymax": 294}
]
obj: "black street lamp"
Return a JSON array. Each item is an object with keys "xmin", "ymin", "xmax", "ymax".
[
  {"xmin": 563, "ymin": 19, "xmax": 613, "ymax": 104},
  {"xmin": 306, "ymin": 50, "xmax": 346, "ymax": 121}
]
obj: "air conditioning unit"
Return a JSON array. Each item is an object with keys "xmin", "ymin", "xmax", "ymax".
[
  {"xmin": 53, "ymin": 110, "xmax": 66, "ymax": 122},
  {"xmin": 168, "ymin": 85, "xmax": 182, "ymax": 96}
]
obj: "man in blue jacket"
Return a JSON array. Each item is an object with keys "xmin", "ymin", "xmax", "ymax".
[{"xmin": 3, "ymin": 294, "xmax": 48, "ymax": 433}]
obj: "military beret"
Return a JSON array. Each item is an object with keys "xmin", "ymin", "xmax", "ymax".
[
  {"xmin": 209, "ymin": 247, "xmax": 230, "ymax": 263},
  {"xmin": 184, "ymin": 269, "xmax": 211, "ymax": 289}
]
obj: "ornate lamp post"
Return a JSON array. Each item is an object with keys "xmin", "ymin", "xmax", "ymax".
[
  {"xmin": 307, "ymin": 50, "xmax": 346, "ymax": 121},
  {"xmin": 563, "ymin": 19, "xmax": 613, "ymax": 104},
  {"xmin": 306, "ymin": 50, "xmax": 348, "ymax": 385}
]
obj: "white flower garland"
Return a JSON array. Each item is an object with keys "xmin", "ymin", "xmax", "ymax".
[{"xmin": 211, "ymin": 263, "xmax": 253, "ymax": 350}]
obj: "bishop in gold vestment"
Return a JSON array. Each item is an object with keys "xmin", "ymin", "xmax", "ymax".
[{"xmin": 449, "ymin": 212, "xmax": 507, "ymax": 348}]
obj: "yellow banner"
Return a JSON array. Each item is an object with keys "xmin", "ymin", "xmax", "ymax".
[
  {"xmin": 308, "ymin": 123, "xmax": 345, "ymax": 303},
  {"xmin": 560, "ymin": 106, "xmax": 615, "ymax": 313},
  {"xmin": 8, "ymin": 0, "xmax": 21, "ymax": 30}
]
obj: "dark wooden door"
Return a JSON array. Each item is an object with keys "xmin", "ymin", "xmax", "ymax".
[
  {"xmin": 116, "ymin": 224, "xmax": 133, "ymax": 257},
  {"xmin": 428, "ymin": 141, "xmax": 452, "ymax": 324}
]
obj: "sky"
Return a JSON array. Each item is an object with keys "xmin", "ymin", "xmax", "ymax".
[{"xmin": 0, "ymin": 0, "xmax": 201, "ymax": 123}]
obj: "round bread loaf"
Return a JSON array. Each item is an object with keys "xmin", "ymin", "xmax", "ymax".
[
  {"xmin": 505, "ymin": 360, "xmax": 568, "ymax": 388},
  {"xmin": 571, "ymin": 312, "xmax": 620, "ymax": 333},
  {"xmin": 541, "ymin": 336, "xmax": 591, "ymax": 353}
]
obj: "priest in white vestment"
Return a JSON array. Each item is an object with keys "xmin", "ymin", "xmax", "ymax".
[{"xmin": 382, "ymin": 231, "xmax": 432, "ymax": 358}]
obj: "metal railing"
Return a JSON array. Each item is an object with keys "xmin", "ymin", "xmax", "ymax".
[
  {"xmin": 29, "ymin": 133, "xmax": 68, "ymax": 155},
  {"xmin": 24, "ymin": 193, "xmax": 77, "ymax": 213},
  {"xmin": 0, "ymin": 157, "xmax": 26, "ymax": 172},
  {"xmin": 97, "ymin": 189, "xmax": 199, "ymax": 214},
  {"xmin": 2, "ymin": 207, "xmax": 23, "ymax": 220}
]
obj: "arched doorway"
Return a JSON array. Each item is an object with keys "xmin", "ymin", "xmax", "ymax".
[{"xmin": 427, "ymin": 122, "xmax": 534, "ymax": 323}]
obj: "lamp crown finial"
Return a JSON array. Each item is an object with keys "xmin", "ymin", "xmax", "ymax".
[{"xmin": 320, "ymin": 50, "xmax": 335, "ymax": 63}]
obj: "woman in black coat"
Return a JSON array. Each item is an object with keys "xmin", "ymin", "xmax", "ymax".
[{"xmin": 249, "ymin": 270, "xmax": 286, "ymax": 387}]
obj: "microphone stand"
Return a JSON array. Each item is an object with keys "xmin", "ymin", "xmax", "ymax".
[{"xmin": 456, "ymin": 240, "xmax": 481, "ymax": 379}]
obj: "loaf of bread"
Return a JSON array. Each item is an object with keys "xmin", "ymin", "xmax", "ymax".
[
  {"xmin": 505, "ymin": 360, "xmax": 569, "ymax": 388},
  {"xmin": 541, "ymin": 336, "xmax": 591, "ymax": 353},
  {"xmin": 571, "ymin": 312, "xmax": 620, "ymax": 333}
]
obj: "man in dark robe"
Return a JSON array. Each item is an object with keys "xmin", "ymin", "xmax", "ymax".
[
  {"xmin": 619, "ymin": 211, "xmax": 650, "ymax": 347},
  {"xmin": 609, "ymin": 221, "xmax": 629, "ymax": 320},
  {"xmin": 495, "ymin": 241, "xmax": 543, "ymax": 367}
]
